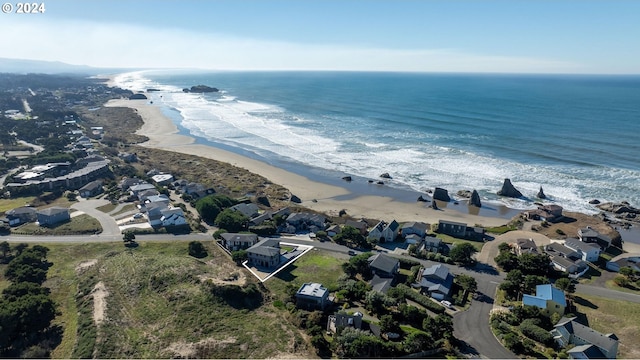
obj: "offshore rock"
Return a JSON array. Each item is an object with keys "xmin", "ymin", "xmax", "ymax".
[
  {"xmin": 457, "ymin": 190, "xmax": 473, "ymax": 198},
  {"xmin": 129, "ymin": 93, "xmax": 147, "ymax": 100},
  {"xmin": 470, "ymin": 190, "xmax": 482, "ymax": 207},
  {"xmin": 433, "ymin": 187, "xmax": 451, "ymax": 202},
  {"xmin": 380, "ymin": 173, "xmax": 392, "ymax": 179},
  {"xmin": 342, "ymin": 176, "xmax": 352, "ymax": 182},
  {"xmin": 537, "ymin": 186, "xmax": 547, "ymax": 199},
  {"xmin": 182, "ymin": 85, "xmax": 219, "ymax": 93},
  {"xmin": 417, "ymin": 195, "xmax": 429, "ymax": 202},
  {"xmin": 589, "ymin": 199, "xmax": 601, "ymax": 205},
  {"xmin": 497, "ymin": 178, "xmax": 523, "ymax": 198}
]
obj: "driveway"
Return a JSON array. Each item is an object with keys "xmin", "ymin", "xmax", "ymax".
[{"xmin": 70, "ymin": 198, "xmax": 122, "ymax": 237}]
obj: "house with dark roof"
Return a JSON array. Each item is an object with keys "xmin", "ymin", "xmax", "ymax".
[
  {"xmin": 327, "ymin": 312, "xmax": 363, "ymax": 334},
  {"xmin": 551, "ymin": 317, "xmax": 618, "ymax": 359},
  {"xmin": 525, "ymin": 204, "xmax": 564, "ymax": 223},
  {"xmin": 230, "ymin": 203, "xmax": 260, "ymax": 218},
  {"xmin": 367, "ymin": 221, "xmax": 386, "ymax": 242},
  {"xmin": 247, "ymin": 239, "xmax": 281, "ymax": 268},
  {"xmin": 522, "ymin": 284, "xmax": 566, "ymax": 317},
  {"xmin": 37, "ymin": 206, "xmax": 70, "ymax": 226},
  {"xmin": 544, "ymin": 243, "xmax": 588, "ymax": 276},
  {"xmin": 285, "ymin": 212, "xmax": 326, "ymax": 232},
  {"xmin": 5, "ymin": 206, "xmax": 37, "ymax": 226},
  {"xmin": 564, "ymin": 238, "xmax": 601, "ymax": 262},
  {"xmin": 344, "ymin": 220, "xmax": 368, "ymax": 235},
  {"xmin": 367, "ymin": 253, "xmax": 399, "ymax": 278},
  {"xmin": 79, "ymin": 180, "xmax": 103, "ymax": 198},
  {"xmin": 295, "ymin": 282, "xmax": 329, "ymax": 310},
  {"xmin": 415, "ymin": 264, "xmax": 454, "ymax": 300},
  {"xmin": 381, "ymin": 220, "xmax": 400, "ymax": 242},
  {"xmin": 578, "ymin": 227, "xmax": 611, "ymax": 249},
  {"xmin": 221, "ymin": 233, "xmax": 259, "ymax": 251},
  {"xmin": 438, "ymin": 220, "xmax": 467, "ymax": 238},
  {"xmin": 129, "ymin": 183, "xmax": 156, "ymax": 197},
  {"xmin": 515, "ymin": 238, "xmax": 539, "ymax": 256}
]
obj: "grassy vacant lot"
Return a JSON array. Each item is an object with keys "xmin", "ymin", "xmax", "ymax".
[
  {"xmin": 0, "ymin": 196, "xmax": 36, "ymax": 213},
  {"xmin": 96, "ymin": 202, "xmax": 118, "ymax": 213},
  {"xmin": 266, "ymin": 249, "xmax": 346, "ymax": 302},
  {"xmin": 433, "ymin": 233, "xmax": 484, "ymax": 252},
  {"xmin": 573, "ymin": 294, "xmax": 640, "ymax": 359},
  {"xmin": 11, "ymin": 214, "xmax": 102, "ymax": 235},
  {"xmin": 1, "ymin": 240, "xmax": 315, "ymax": 359}
]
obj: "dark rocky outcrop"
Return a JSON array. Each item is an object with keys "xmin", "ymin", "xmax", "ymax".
[
  {"xmin": 596, "ymin": 202, "xmax": 640, "ymax": 214},
  {"xmin": 147, "ymin": 88, "xmax": 161, "ymax": 92},
  {"xmin": 290, "ymin": 194, "xmax": 301, "ymax": 203},
  {"xmin": 380, "ymin": 173, "xmax": 392, "ymax": 179},
  {"xmin": 368, "ymin": 180, "xmax": 374, "ymax": 183},
  {"xmin": 431, "ymin": 201, "xmax": 438, "ymax": 210},
  {"xmin": 433, "ymin": 187, "xmax": 451, "ymax": 202},
  {"xmin": 341, "ymin": 176, "xmax": 352, "ymax": 182},
  {"xmin": 497, "ymin": 178, "xmax": 523, "ymax": 198},
  {"xmin": 129, "ymin": 93, "xmax": 147, "ymax": 100},
  {"xmin": 537, "ymin": 186, "xmax": 546, "ymax": 199},
  {"xmin": 457, "ymin": 190, "xmax": 473, "ymax": 199},
  {"xmin": 589, "ymin": 199, "xmax": 601, "ymax": 205},
  {"xmin": 338, "ymin": 209, "xmax": 347, "ymax": 217},
  {"xmin": 470, "ymin": 190, "xmax": 482, "ymax": 207},
  {"xmin": 256, "ymin": 195, "xmax": 271, "ymax": 208},
  {"xmin": 417, "ymin": 195, "xmax": 430, "ymax": 202},
  {"xmin": 377, "ymin": 181, "xmax": 384, "ymax": 185},
  {"xmin": 183, "ymin": 85, "xmax": 219, "ymax": 93}
]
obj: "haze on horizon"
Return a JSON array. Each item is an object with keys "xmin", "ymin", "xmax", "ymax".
[{"xmin": 1, "ymin": 0, "xmax": 639, "ymax": 74}]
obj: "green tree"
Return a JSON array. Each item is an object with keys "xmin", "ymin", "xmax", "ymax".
[
  {"xmin": 334, "ymin": 226, "xmax": 367, "ymax": 248},
  {"xmin": 188, "ymin": 241, "xmax": 208, "ymax": 258},
  {"xmin": 498, "ymin": 242, "xmax": 512, "ymax": 253},
  {"xmin": 518, "ymin": 253, "xmax": 551, "ymax": 276},
  {"xmin": 215, "ymin": 209, "xmax": 248, "ymax": 232},
  {"xmin": 122, "ymin": 231, "xmax": 136, "ymax": 242},
  {"xmin": 449, "ymin": 243, "xmax": 477, "ymax": 264},
  {"xmin": 231, "ymin": 250, "xmax": 248, "ymax": 265},
  {"xmin": 379, "ymin": 314, "xmax": 400, "ymax": 334},
  {"xmin": 5, "ymin": 248, "xmax": 51, "ymax": 285},
  {"xmin": 495, "ymin": 250, "xmax": 519, "ymax": 271},
  {"xmin": 341, "ymin": 252, "xmax": 373, "ymax": 279},
  {"xmin": 403, "ymin": 331, "xmax": 433, "ymax": 354},
  {"xmin": 0, "ymin": 241, "xmax": 10, "ymax": 260},
  {"xmin": 455, "ymin": 274, "xmax": 478, "ymax": 298},
  {"xmin": 522, "ymin": 275, "xmax": 548, "ymax": 295},
  {"xmin": 195, "ymin": 196, "xmax": 221, "ymax": 223}
]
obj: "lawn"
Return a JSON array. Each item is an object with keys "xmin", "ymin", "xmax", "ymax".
[
  {"xmin": 433, "ymin": 233, "xmax": 484, "ymax": 252},
  {"xmin": 96, "ymin": 203, "xmax": 118, "ymax": 213},
  {"xmin": 0, "ymin": 196, "xmax": 36, "ymax": 213},
  {"xmin": 265, "ymin": 249, "xmax": 346, "ymax": 301},
  {"xmin": 572, "ymin": 294, "xmax": 640, "ymax": 359},
  {"xmin": 11, "ymin": 214, "xmax": 102, "ymax": 235},
  {"xmin": 2, "ymin": 240, "xmax": 316, "ymax": 359}
]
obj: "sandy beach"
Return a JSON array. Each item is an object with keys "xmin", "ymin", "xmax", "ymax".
[{"xmin": 106, "ymin": 97, "xmax": 512, "ymax": 227}]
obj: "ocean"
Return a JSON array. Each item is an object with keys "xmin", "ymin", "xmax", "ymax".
[{"xmin": 112, "ymin": 70, "xmax": 640, "ymax": 215}]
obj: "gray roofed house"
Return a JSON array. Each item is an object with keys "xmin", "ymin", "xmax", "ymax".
[
  {"xmin": 247, "ymin": 238, "xmax": 281, "ymax": 268},
  {"xmin": 549, "ymin": 255, "xmax": 587, "ymax": 275},
  {"xmin": 401, "ymin": 221, "xmax": 429, "ymax": 238},
  {"xmin": 367, "ymin": 221, "xmax": 386, "ymax": 242},
  {"xmin": 438, "ymin": 220, "xmax": 467, "ymax": 238},
  {"xmin": 382, "ymin": 220, "xmax": 400, "ymax": 242},
  {"xmin": 119, "ymin": 177, "xmax": 145, "ymax": 191},
  {"xmin": 5, "ymin": 206, "xmax": 37, "ymax": 226},
  {"xmin": 564, "ymin": 238, "xmax": 601, "ymax": 262},
  {"xmin": 230, "ymin": 203, "xmax": 260, "ymax": 218},
  {"xmin": 344, "ymin": 220, "xmax": 368, "ymax": 235},
  {"xmin": 327, "ymin": 312, "xmax": 363, "ymax": 333},
  {"xmin": 516, "ymin": 238, "xmax": 539, "ymax": 255},
  {"xmin": 221, "ymin": 233, "xmax": 259, "ymax": 251},
  {"xmin": 79, "ymin": 180, "xmax": 103, "ymax": 198},
  {"xmin": 578, "ymin": 227, "xmax": 612, "ymax": 249},
  {"xmin": 37, "ymin": 206, "xmax": 70, "ymax": 226},
  {"xmin": 368, "ymin": 253, "xmax": 399, "ymax": 278},
  {"xmin": 286, "ymin": 212, "xmax": 326, "ymax": 232},
  {"xmin": 129, "ymin": 183, "xmax": 156, "ymax": 196},
  {"xmin": 415, "ymin": 264, "xmax": 454, "ymax": 300},
  {"xmin": 551, "ymin": 317, "xmax": 618, "ymax": 359},
  {"xmin": 545, "ymin": 243, "xmax": 582, "ymax": 261}
]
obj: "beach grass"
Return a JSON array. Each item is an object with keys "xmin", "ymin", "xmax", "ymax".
[{"xmin": 0, "ymin": 196, "xmax": 36, "ymax": 213}]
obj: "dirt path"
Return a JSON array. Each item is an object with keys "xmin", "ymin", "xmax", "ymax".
[{"xmin": 92, "ymin": 281, "xmax": 109, "ymax": 325}]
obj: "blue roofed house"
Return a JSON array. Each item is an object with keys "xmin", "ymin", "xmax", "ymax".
[
  {"xmin": 415, "ymin": 264, "xmax": 454, "ymax": 300},
  {"xmin": 522, "ymin": 284, "xmax": 566, "ymax": 317},
  {"xmin": 37, "ymin": 206, "xmax": 70, "ymax": 226},
  {"xmin": 551, "ymin": 317, "xmax": 618, "ymax": 359}
]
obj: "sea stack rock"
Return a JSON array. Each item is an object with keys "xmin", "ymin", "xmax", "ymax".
[
  {"xmin": 433, "ymin": 187, "xmax": 451, "ymax": 202},
  {"xmin": 497, "ymin": 178, "xmax": 523, "ymax": 198},
  {"xmin": 380, "ymin": 173, "xmax": 392, "ymax": 179},
  {"xmin": 129, "ymin": 93, "xmax": 147, "ymax": 100},
  {"xmin": 341, "ymin": 176, "xmax": 352, "ymax": 182},
  {"xmin": 470, "ymin": 190, "xmax": 482, "ymax": 207},
  {"xmin": 417, "ymin": 195, "xmax": 429, "ymax": 202},
  {"xmin": 537, "ymin": 186, "xmax": 547, "ymax": 199},
  {"xmin": 589, "ymin": 199, "xmax": 601, "ymax": 205}
]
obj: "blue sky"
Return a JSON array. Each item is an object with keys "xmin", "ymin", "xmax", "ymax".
[{"xmin": 1, "ymin": 0, "xmax": 639, "ymax": 73}]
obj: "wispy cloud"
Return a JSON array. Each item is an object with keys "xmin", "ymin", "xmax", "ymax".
[{"xmin": 0, "ymin": 18, "xmax": 584, "ymax": 73}]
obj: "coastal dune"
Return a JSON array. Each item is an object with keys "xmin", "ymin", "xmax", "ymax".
[{"xmin": 106, "ymin": 98, "xmax": 508, "ymax": 227}]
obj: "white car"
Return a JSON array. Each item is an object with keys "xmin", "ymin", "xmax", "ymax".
[
  {"xmin": 133, "ymin": 213, "xmax": 143, "ymax": 219},
  {"xmin": 440, "ymin": 300, "xmax": 452, "ymax": 308}
]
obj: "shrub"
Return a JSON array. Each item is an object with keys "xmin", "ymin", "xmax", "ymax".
[
  {"xmin": 519, "ymin": 321, "xmax": 555, "ymax": 347},
  {"xmin": 395, "ymin": 284, "xmax": 445, "ymax": 314}
]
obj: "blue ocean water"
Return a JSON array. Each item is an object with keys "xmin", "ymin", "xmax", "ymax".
[{"xmin": 113, "ymin": 71, "xmax": 640, "ymax": 214}]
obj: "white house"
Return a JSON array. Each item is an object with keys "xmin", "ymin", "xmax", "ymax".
[
  {"xmin": 564, "ymin": 238, "xmax": 601, "ymax": 262},
  {"xmin": 401, "ymin": 221, "xmax": 428, "ymax": 238}
]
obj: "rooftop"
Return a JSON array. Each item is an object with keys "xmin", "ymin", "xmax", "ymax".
[{"xmin": 297, "ymin": 282, "xmax": 328, "ymax": 298}]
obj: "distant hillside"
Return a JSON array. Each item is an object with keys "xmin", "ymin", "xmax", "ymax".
[{"xmin": 0, "ymin": 57, "xmax": 124, "ymax": 75}]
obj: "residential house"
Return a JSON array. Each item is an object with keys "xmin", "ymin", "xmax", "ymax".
[
  {"xmin": 438, "ymin": 220, "xmax": 467, "ymax": 238},
  {"xmin": 295, "ymin": 282, "xmax": 329, "ymax": 310},
  {"xmin": 422, "ymin": 236, "xmax": 442, "ymax": 252},
  {"xmin": 578, "ymin": 227, "xmax": 612, "ymax": 249},
  {"xmin": 145, "ymin": 194, "xmax": 170, "ymax": 206},
  {"xmin": 160, "ymin": 207, "xmax": 187, "ymax": 227},
  {"xmin": 564, "ymin": 239, "xmax": 601, "ymax": 262},
  {"xmin": 129, "ymin": 183, "xmax": 156, "ymax": 197},
  {"xmin": 522, "ymin": 284, "xmax": 566, "ymax": 317},
  {"xmin": 230, "ymin": 203, "xmax": 260, "ymax": 218},
  {"xmin": 247, "ymin": 238, "xmax": 281, "ymax": 268},
  {"xmin": 551, "ymin": 317, "xmax": 618, "ymax": 359},
  {"xmin": 381, "ymin": 220, "xmax": 400, "ymax": 243},
  {"xmin": 145, "ymin": 202, "xmax": 168, "ymax": 227},
  {"xmin": 327, "ymin": 312, "xmax": 363, "ymax": 334},
  {"xmin": 285, "ymin": 212, "xmax": 326, "ymax": 233},
  {"xmin": 415, "ymin": 264, "xmax": 454, "ymax": 300},
  {"xmin": 515, "ymin": 238, "xmax": 539, "ymax": 256},
  {"xmin": 344, "ymin": 220, "xmax": 368, "ymax": 235},
  {"xmin": 221, "ymin": 233, "xmax": 259, "ymax": 251},
  {"xmin": 326, "ymin": 224, "xmax": 341, "ymax": 237},
  {"xmin": 367, "ymin": 221, "xmax": 386, "ymax": 242},
  {"xmin": 119, "ymin": 177, "xmax": 145, "ymax": 191},
  {"xmin": 151, "ymin": 173, "xmax": 174, "ymax": 186},
  {"xmin": 401, "ymin": 221, "xmax": 428, "ymax": 238},
  {"xmin": 138, "ymin": 189, "xmax": 161, "ymax": 203},
  {"xmin": 404, "ymin": 234, "xmax": 422, "ymax": 245},
  {"xmin": 79, "ymin": 180, "xmax": 103, "ymax": 198},
  {"xmin": 5, "ymin": 206, "xmax": 37, "ymax": 226},
  {"xmin": 368, "ymin": 253, "xmax": 399, "ymax": 278},
  {"xmin": 118, "ymin": 152, "xmax": 138, "ymax": 163},
  {"xmin": 525, "ymin": 204, "xmax": 564, "ymax": 223},
  {"xmin": 544, "ymin": 242, "xmax": 589, "ymax": 275},
  {"xmin": 545, "ymin": 242, "xmax": 582, "ymax": 261},
  {"xmin": 37, "ymin": 206, "xmax": 70, "ymax": 226}
]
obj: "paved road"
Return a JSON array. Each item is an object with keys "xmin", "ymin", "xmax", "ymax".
[
  {"xmin": 576, "ymin": 283, "xmax": 640, "ymax": 303},
  {"xmin": 71, "ymin": 198, "xmax": 122, "ymax": 237}
]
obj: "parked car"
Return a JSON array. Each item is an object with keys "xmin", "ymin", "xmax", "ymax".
[
  {"xmin": 133, "ymin": 213, "xmax": 143, "ymax": 219},
  {"xmin": 440, "ymin": 300, "xmax": 452, "ymax": 308},
  {"xmin": 348, "ymin": 250, "xmax": 356, "ymax": 256}
]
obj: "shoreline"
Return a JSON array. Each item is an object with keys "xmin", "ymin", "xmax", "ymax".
[{"xmin": 105, "ymin": 97, "xmax": 513, "ymax": 227}]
